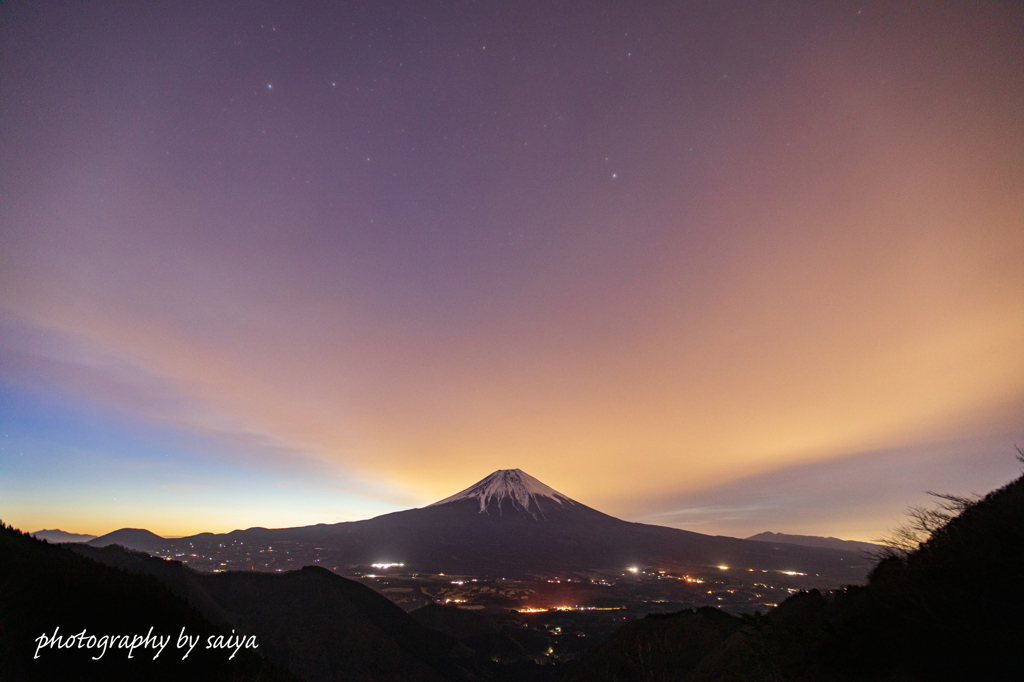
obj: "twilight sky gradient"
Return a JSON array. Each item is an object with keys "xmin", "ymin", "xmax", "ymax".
[{"xmin": 2, "ymin": 1, "xmax": 1022, "ymax": 541}]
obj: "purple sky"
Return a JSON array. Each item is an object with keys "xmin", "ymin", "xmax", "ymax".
[{"xmin": 2, "ymin": 1, "xmax": 1022, "ymax": 540}]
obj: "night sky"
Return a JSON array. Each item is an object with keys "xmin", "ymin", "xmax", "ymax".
[{"xmin": 2, "ymin": 1, "xmax": 1021, "ymax": 541}]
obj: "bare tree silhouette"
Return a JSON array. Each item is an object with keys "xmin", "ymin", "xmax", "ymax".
[{"xmin": 873, "ymin": 489, "xmax": 987, "ymax": 562}]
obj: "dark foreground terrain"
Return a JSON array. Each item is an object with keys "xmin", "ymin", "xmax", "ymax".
[
  {"xmin": 0, "ymin": 523, "xmax": 297, "ymax": 682},
  {"xmin": 565, "ymin": 470, "xmax": 1024, "ymax": 681},
  {"xmin": 4, "ymin": 470, "xmax": 1021, "ymax": 681},
  {"xmin": 1, "ymin": 523, "xmax": 569, "ymax": 681}
]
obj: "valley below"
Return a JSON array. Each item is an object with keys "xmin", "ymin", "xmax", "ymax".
[{"xmin": 141, "ymin": 537, "xmax": 837, "ymax": 663}]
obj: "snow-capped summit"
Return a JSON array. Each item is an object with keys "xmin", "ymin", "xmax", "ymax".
[{"xmin": 429, "ymin": 469, "xmax": 578, "ymax": 517}]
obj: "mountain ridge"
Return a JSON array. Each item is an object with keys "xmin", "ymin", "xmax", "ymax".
[
  {"xmin": 87, "ymin": 527, "xmax": 166, "ymax": 550},
  {"xmin": 72, "ymin": 471, "xmax": 874, "ymax": 584},
  {"xmin": 31, "ymin": 529, "xmax": 97, "ymax": 543},
  {"xmin": 746, "ymin": 531, "xmax": 881, "ymax": 555},
  {"xmin": 153, "ymin": 470, "xmax": 873, "ymax": 584}
]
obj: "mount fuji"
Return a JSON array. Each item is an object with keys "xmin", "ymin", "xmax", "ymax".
[
  {"xmin": 427, "ymin": 469, "xmax": 582, "ymax": 517},
  {"xmin": 104, "ymin": 469, "xmax": 872, "ymax": 584}
]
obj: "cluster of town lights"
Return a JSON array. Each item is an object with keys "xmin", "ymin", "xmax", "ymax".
[
  {"xmin": 624, "ymin": 564, "xmax": 805, "ymax": 579},
  {"xmin": 517, "ymin": 606, "xmax": 623, "ymax": 613}
]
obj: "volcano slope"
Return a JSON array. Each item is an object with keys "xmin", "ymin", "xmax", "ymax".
[{"xmin": 168, "ymin": 469, "xmax": 871, "ymax": 585}]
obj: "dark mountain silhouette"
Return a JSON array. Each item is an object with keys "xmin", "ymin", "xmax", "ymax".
[
  {"xmin": 0, "ymin": 522, "xmax": 295, "ymax": 682},
  {"xmin": 87, "ymin": 527, "xmax": 166, "ymax": 551},
  {"xmin": 30, "ymin": 528, "xmax": 97, "ymax": 543},
  {"xmin": 195, "ymin": 566, "xmax": 473, "ymax": 682},
  {"xmin": 66, "ymin": 542, "xmax": 485, "ymax": 682},
  {"xmin": 746, "ymin": 531, "xmax": 881, "ymax": 554},
  {"xmin": 171, "ymin": 469, "xmax": 871, "ymax": 584},
  {"xmin": 562, "ymin": 606, "xmax": 743, "ymax": 682},
  {"xmin": 568, "ymin": 470, "xmax": 1024, "ymax": 681},
  {"xmin": 8, "ymin": 523, "xmax": 521, "ymax": 681},
  {"xmin": 411, "ymin": 604, "xmax": 552, "ymax": 665},
  {"xmin": 408, "ymin": 604, "xmax": 575, "ymax": 682}
]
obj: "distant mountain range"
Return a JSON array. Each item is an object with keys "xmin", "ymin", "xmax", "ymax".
[
  {"xmin": 87, "ymin": 469, "xmax": 873, "ymax": 585},
  {"xmin": 30, "ymin": 529, "xmax": 96, "ymax": 543},
  {"xmin": 746, "ymin": 531, "xmax": 882, "ymax": 555}
]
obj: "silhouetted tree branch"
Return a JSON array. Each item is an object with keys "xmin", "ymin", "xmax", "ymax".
[{"xmin": 874, "ymin": 491, "xmax": 979, "ymax": 560}]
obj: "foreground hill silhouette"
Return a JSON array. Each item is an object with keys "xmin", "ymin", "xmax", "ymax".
[
  {"xmin": 0, "ymin": 523, "xmax": 296, "ymax": 682},
  {"xmin": 63, "ymin": 542, "xmax": 488, "ymax": 681},
  {"xmin": 565, "ymin": 470, "xmax": 1024, "ymax": 681},
  {"xmin": 4, "ymin": 523, "xmax": 559, "ymax": 681}
]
